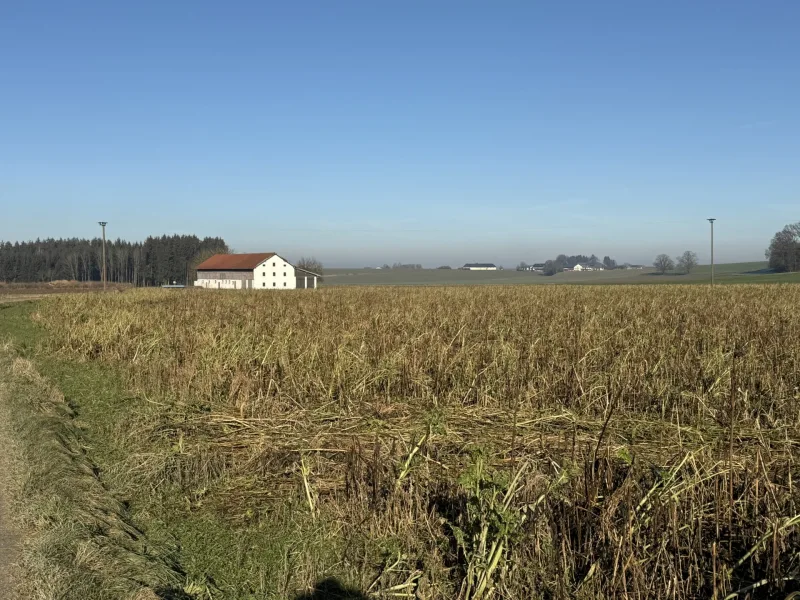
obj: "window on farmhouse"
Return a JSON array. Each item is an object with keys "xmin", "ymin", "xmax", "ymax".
[
  {"xmin": 262, "ymin": 283, "xmax": 265, "ymax": 287},
  {"xmin": 273, "ymin": 262, "xmax": 276, "ymax": 266},
  {"xmin": 273, "ymin": 272, "xmax": 276, "ymax": 276},
  {"xmin": 283, "ymin": 282, "xmax": 286, "ymax": 287},
  {"xmin": 283, "ymin": 272, "xmax": 286, "ymax": 276},
  {"xmin": 273, "ymin": 282, "xmax": 276, "ymax": 287}
]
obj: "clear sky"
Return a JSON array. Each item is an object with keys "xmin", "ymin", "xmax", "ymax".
[{"xmin": 1, "ymin": 1, "xmax": 798, "ymax": 267}]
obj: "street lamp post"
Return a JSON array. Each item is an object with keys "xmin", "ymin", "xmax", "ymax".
[
  {"xmin": 707, "ymin": 218, "xmax": 716, "ymax": 286},
  {"xmin": 98, "ymin": 222, "xmax": 108, "ymax": 290}
]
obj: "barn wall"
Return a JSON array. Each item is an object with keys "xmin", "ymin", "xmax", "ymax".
[
  {"xmin": 253, "ymin": 254, "xmax": 296, "ymax": 290},
  {"xmin": 195, "ymin": 279, "xmax": 241, "ymax": 289},
  {"xmin": 194, "ymin": 255, "xmax": 299, "ymax": 290},
  {"xmin": 195, "ymin": 270, "xmax": 253, "ymax": 290},
  {"xmin": 197, "ymin": 271, "xmax": 253, "ymax": 280}
]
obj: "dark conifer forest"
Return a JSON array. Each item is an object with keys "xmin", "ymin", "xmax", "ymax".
[{"xmin": 0, "ymin": 235, "xmax": 228, "ymax": 286}]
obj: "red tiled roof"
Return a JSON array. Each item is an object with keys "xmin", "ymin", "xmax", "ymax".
[{"xmin": 196, "ymin": 253, "xmax": 276, "ymax": 270}]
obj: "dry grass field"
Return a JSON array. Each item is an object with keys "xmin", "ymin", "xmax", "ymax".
[
  {"xmin": 4, "ymin": 285, "xmax": 799, "ymax": 599},
  {"xmin": 0, "ymin": 281, "xmax": 130, "ymax": 304}
]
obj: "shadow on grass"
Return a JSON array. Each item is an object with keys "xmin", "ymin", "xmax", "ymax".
[
  {"xmin": 740, "ymin": 268, "xmax": 777, "ymax": 275},
  {"xmin": 294, "ymin": 578, "xmax": 369, "ymax": 600},
  {"xmin": 155, "ymin": 588, "xmax": 197, "ymax": 600}
]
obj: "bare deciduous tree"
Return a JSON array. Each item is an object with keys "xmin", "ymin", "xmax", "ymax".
[
  {"xmin": 297, "ymin": 257, "xmax": 324, "ymax": 282},
  {"xmin": 653, "ymin": 254, "xmax": 675, "ymax": 274},
  {"xmin": 676, "ymin": 251, "xmax": 698, "ymax": 274}
]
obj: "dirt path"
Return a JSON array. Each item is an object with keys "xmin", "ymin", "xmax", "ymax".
[{"xmin": 0, "ymin": 382, "xmax": 23, "ymax": 599}]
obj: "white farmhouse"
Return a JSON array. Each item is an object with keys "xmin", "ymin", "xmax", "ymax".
[
  {"xmin": 572, "ymin": 263, "xmax": 604, "ymax": 272},
  {"xmin": 461, "ymin": 263, "xmax": 498, "ymax": 271},
  {"xmin": 194, "ymin": 253, "xmax": 320, "ymax": 290}
]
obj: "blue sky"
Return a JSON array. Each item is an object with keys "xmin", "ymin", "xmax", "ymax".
[{"xmin": 1, "ymin": 1, "xmax": 798, "ymax": 266}]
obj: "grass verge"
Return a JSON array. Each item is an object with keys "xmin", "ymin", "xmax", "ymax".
[
  {"xmin": 0, "ymin": 302, "xmax": 190, "ymax": 599},
  {"xmin": 0, "ymin": 302, "xmax": 365, "ymax": 600}
]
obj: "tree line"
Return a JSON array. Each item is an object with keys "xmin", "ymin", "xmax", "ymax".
[
  {"xmin": 380, "ymin": 263, "xmax": 424, "ymax": 269},
  {"xmin": 0, "ymin": 235, "xmax": 228, "ymax": 286},
  {"xmin": 652, "ymin": 251, "xmax": 698, "ymax": 274},
  {"xmin": 533, "ymin": 254, "xmax": 619, "ymax": 276}
]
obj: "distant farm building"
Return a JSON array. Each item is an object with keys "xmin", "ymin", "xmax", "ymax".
[
  {"xmin": 461, "ymin": 263, "xmax": 498, "ymax": 271},
  {"xmin": 573, "ymin": 263, "xmax": 604, "ymax": 272},
  {"xmin": 194, "ymin": 253, "xmax": 320, "ymax": 290},
  {"xmin": 518, "ymin": 263, "xmax": 546, "ymax": 271}
]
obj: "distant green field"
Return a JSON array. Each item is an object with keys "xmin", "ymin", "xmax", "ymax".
[{"xmin": 325, "ymin": 262, "xmax": 800, "ymax": 286}]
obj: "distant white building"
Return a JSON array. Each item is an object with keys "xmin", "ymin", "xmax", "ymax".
[
  {"xmin": 573, "ymin": 263, "xmax": 604, "ymax": 272},
  {"xmin": 195, "ymin": 253, "xmax": 320, "ymax": 290},
  {"xmin": 516, "ymin": 263, "xmax": 546, "ymax": 271},
  {"xmin": 461, "ymin": 263, "xmax": 498, "ymax": 271}
]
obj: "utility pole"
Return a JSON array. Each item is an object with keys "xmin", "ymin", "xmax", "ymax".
[
  {"xmin": 707, "ymin": 218, "xmax": 716, "ymax": 286},
  {"xmin": 98, "ymin": 221, "xmax": 108, "ymax": 290}
]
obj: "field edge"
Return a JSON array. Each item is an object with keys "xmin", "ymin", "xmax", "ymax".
[{"xmin": 0, "ymin": 303, "xmax": 192, "ymax": 600}]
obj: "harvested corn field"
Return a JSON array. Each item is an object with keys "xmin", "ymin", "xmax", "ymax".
[{"xmin": 31, "ymin": 286, "xmax": 800, "ymax": 599}]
